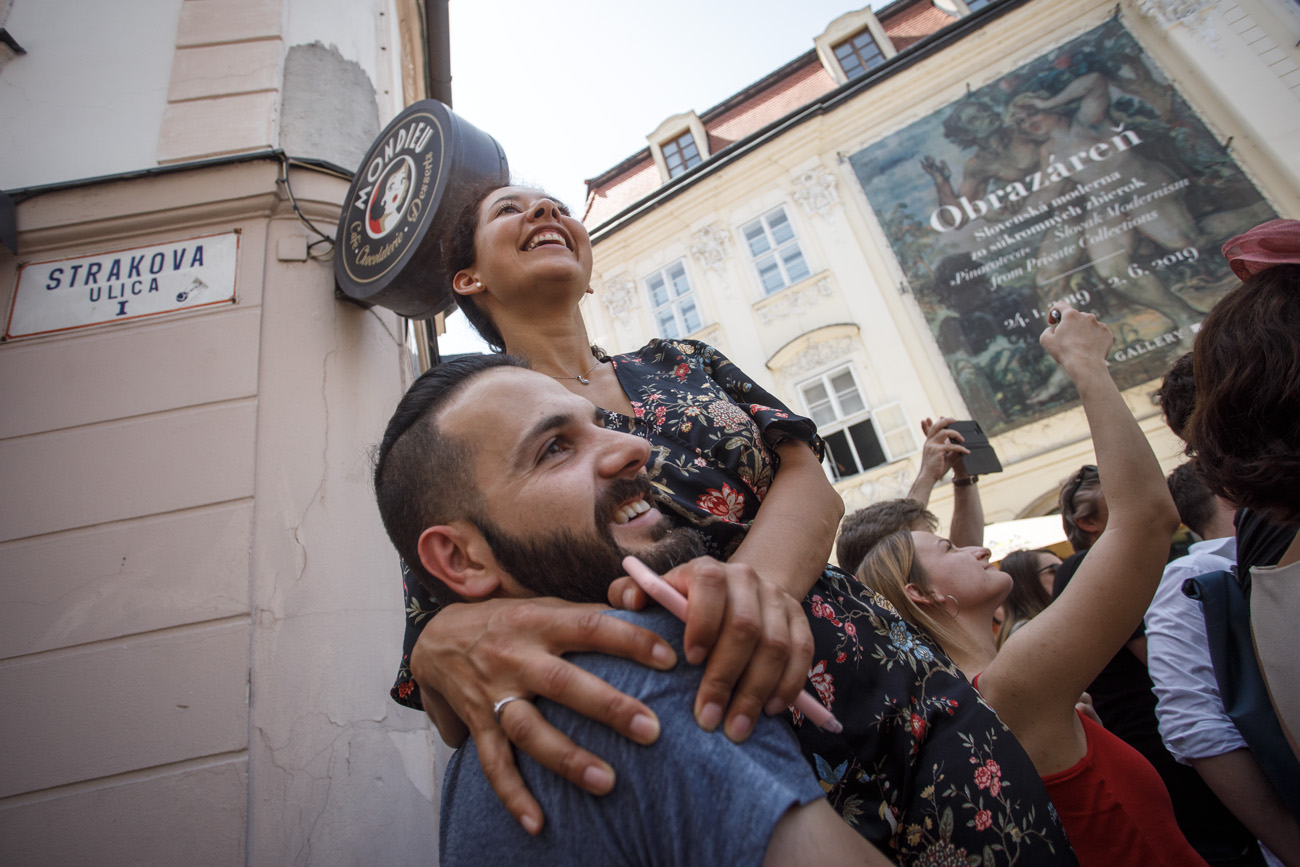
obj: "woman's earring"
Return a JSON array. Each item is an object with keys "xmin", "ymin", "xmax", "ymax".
[
  {"xmin": 475, "ymin": 281, "xmax": 483, "ymax": 289},
  {"xmin": 944, "ymin": 595, "xmax": 961, "ymax": 618}
]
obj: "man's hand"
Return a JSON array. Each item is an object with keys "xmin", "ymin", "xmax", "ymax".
[
  {"xmin": 906, "ymin": 416, "xmax": 971, "ymax": 505},
  {"xmin": 409, "ymin": 598, "xmax": 677, "ymax": 834},
  {"xmin": 610, "ymin": 557, "xmax": 815, "ymax": 744}
]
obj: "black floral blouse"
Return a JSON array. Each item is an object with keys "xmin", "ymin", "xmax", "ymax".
[{"xmin": 390, "ymin": 339, "xmax": 1076, "ymax": 865}]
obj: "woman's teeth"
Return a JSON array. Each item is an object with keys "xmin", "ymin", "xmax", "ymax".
[
  {"xmin": 525, "ymin": 231, "xmax": 566, "ymax": 251},
  {"xmin": 612, "ymin": 499, "xmax": 651, "ymax": 524}
]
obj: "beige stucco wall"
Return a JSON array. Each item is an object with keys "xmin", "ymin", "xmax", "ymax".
[
  {"xmin": 0, "ymin": 0, "xmax": 450, "ymax": 860},
  {"xmin": 0, "ymin": 159, "xmax": 443, "ymax": 865},
  {"xmin": 584, "ymin": 0, "xmax": 1300, "ymax": 537}
]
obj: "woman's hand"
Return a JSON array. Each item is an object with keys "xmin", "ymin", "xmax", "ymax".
[
  {"xmin": 915, "ymin": 416, "xmax": 971, "ymax": 487},
  {"xmin": 610, "ymin": 557, "xmax": 815, "ymax": 744},
  {"xmin": 1040, "ymin": 304, "xmax": 1113, "ymax": 377},
  {"xmin": 1076, "ymin": 691, "xmax": 1102, "ymax": 726},
  {"xmin": 409, "ymin": 597, "xmax": 678, "ymax": 834}
]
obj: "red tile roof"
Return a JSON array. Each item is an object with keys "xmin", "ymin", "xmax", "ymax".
[
  {"xmin": 881, "ymin": 1, "xmax": 958, "ymax": 51},
  {"xmin": 583, "ymin": 0, "xmax": 955, "ymax": 228}
]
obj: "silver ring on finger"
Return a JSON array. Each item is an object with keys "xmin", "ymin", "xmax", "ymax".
[{"xmin": 492, "ymin": 696, "xmax": 527, "ymax": 725}]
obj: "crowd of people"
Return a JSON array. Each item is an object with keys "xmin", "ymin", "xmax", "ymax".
[{"xmin": 372, "ymin": 190, "xmax": 1300, "ymax": 865}]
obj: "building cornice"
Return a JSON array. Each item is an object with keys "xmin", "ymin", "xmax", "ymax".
[
  {"xmin": 4, "ymin": 150, "xmax": 353, "ymax": 204},
  {"xmin": 589, "ymin": 0, "xmax": 1035, "ymax": 245},
  {"xmin": 6, "ymin": 154, "xmax": 351, "ymax": 255}
]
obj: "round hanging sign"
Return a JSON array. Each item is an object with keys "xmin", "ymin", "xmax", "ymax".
[{"xmin": 335, "ymin": 100, "xmax": 509, "ymax": 319}]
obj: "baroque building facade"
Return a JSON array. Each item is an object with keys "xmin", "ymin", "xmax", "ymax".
[{"xmin": 579, "ymin": 0, "xmax": 1300, "ymax": 535}]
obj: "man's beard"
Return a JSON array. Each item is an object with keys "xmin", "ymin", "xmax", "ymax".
[{"xmin": 476, "ymin": 477, "xmax": 705, "ymax": 603}]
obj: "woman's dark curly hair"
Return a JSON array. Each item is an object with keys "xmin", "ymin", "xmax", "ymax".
[
  {"xmin": 1154, "ymin": 352, "xmax": 1195, "ymax": 440},
  {"xmin": 1186, "ymin": 263, "xmax": 1300, "ymax": 523},
  {"xmin": 442, "ymin": 180, "xmax": 510, "ymax": 352}
]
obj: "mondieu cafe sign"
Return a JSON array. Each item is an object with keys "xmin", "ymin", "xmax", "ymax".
[{"xmin": 334, "ymin": 100, "xmax": 510, "ymax": 319}]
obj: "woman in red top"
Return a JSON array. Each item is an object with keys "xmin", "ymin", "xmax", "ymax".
[{"xmin": 856, "ymin": 305, "xmax": 1204, "ymax": 866}]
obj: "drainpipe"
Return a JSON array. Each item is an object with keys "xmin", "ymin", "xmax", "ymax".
[{"xmin": 425, "ymin": 0, "xmax": 452, "ymax": 107}]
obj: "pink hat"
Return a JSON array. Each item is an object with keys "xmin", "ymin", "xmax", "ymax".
[{"xmin": 1221, "ymin": 219, "xmax": 1300, "ymax": 280}]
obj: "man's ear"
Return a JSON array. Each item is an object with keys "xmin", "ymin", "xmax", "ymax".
[
  {"xmin": 417, "ymin": 521, "xmax": 503, "ymax": 599},
  {"xmin": 1075, "ymin": 513, "xmax": 1103, "ymax": 536},
  {"xmin": 452, "ymin": 269, "xmax": 484, "ymax": 298}
]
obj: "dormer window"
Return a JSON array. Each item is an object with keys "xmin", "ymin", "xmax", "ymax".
[
  {"xmin": 833, "ymin": 30, "xmax": 885, "ymax": 80},
  {"xmin": 814, "ymin": 7, "xmax": 897, "ymax": 86},
  {"xmin": 648, "ymin": 111, "xmax": 711, "ymax": 184},
  {"xmin": 662, "ymin": 131, "xmax": 702, "ymax": 179}
]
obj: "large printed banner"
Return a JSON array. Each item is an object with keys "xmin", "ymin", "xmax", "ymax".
[{"xmin": 850, "ymin": 19, "xmax": 1276, "ymax": 434}]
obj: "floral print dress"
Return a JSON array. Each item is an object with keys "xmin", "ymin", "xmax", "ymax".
[{"xmin": 390, "ymin": 339, "xmax": 1076, "ymax": 865}]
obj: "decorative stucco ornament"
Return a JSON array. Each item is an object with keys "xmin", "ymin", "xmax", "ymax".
[
  {"xmin": 756, "ymin": 278, "xmax": 835, "ymax": 323},
  {"xmin": 600, "ymin": 274, "xmax": 638, "ymax": 326},
  {"xmin": 792, "ymin": 170, "xmax": 840, "ymax": 219},
  {"xmin": 1134, "ymin": 0, "xmax": 1221, "ymax": 47},
  {"xmin": 690, "ymin": 224, "xmax": 732, "ymax": 275},
  {"xmin": 781, "ymin": 335, "xmax": 856, "ymax": 376}
]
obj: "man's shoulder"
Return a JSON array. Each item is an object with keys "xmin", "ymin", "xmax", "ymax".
[
  {"xmin": 1151, "ymin": 539, "xmax": 1237, "ymax": 625},
  {"xmin": 578, "ymin": 608, "xmax": 687, "ymax": 678},
  {"xmin": 1160, "ymin": 537, "xmax": 1237, "ymax": 584},
  {"xmin": 440, "ymin": 606, "xmax": 823, "ymax": 867}
]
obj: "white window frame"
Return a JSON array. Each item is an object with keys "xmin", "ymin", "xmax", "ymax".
[
  {"xmin": 798, "ymin": 365, "xmax": 915, "ymax": 481},
  {"xmin": 742, "ymin": 205, "xmax": 811, "ymax": 296},
  {"xmin": 648, "ymin": 111, "xmax": 711, "ymax": 184},
  {"xmin": 832, "ymin": 28, "xmax": 886, "ymax": 81},
  {"xmin": 644, "ymin": 260, "xmax": 702, "ymax": 340},
  {"xmin": 813, "ymin": 9, "xmax": 897, "ymax": 85},
  {"xmin": 661, "ymin": 130, "xmax": 702, "ymax": 179}
]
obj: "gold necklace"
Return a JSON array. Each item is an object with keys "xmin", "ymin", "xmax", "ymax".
[{"xmin": 551, "ymin": 357, "xmax": 603, "ymax": 385}]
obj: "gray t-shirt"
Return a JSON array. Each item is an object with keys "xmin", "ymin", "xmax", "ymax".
[{"xmin": 439, "ymin": 608, "xmax": 825, "ymax": 866}]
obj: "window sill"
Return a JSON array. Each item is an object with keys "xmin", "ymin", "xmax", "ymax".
[{"xmin": 752, "ymin": 271, "xmax": 835, "ymax": 323}]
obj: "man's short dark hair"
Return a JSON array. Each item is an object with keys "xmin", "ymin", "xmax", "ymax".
[
  {"xmin": 1167, "ymin": 462, "xmax": 1218, "ymax": 539},
  {"xmin": 837, "ymin": 499, "xmax": 938, "ymax": 575},
  {"xmin": 373, "ymin": 354, "xmax": 528, "ymax": 604},
  {"xmin": 1155, "ymin": 352, "xmax": 1195, "ymax": 440}
]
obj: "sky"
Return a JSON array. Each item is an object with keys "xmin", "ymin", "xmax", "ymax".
[{"xmin": 437, "ymin": 0, "xmax": 886, "ymax": 354}]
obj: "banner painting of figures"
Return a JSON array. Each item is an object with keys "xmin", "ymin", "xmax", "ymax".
[{"xmin": 849, "ymin": 18, "xmax": 1277, "ymax": 435}]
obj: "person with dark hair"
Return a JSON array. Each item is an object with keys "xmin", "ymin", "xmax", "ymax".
[
  {"xmin": 1148, "ymin": 463, "xmax": 1299, "ymax": 864},
  {"xmin": 835, "ymin": 414, "xmax": 984, "ymax": 575},
  {"xmin": 836, "ymin": 499, "xmax": 937, "ymax": 574},
  {"xmin": 855, "ymin": 304, "xmax": 1204, "ymax": 864},
  {"xmin": 1052, "ymin": 462, "xmax": 1149, "ymax": 716},
  {"xmin": 1186, "ymin": 219, "xmax": 1300, "ymax": 765},
  {"xmin": 374, "ymin": 356, "xmax": 893, "ymax": 865},
  {"xmin": 1058, "ymin": 464, "xmax": 1105, "ymax": 562},
  {"xmin": 1155, "ymin": 352, "xmax": 1196, "ymax": 440},
  {"xmin": 382, "ymin": 184, "xmax": 1077, "ymax": 863},
  {"xmin": 995, "ymin": 548, "xmax": 1059, "ymax": 648}
]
